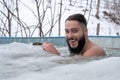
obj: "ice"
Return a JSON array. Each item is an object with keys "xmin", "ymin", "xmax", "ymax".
[{"xmin": 0, "ymin": 42, "xmax": 120, "ymax": 80}]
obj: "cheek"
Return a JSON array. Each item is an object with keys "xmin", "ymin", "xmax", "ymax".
[
  {"xmin": 76, "ymin": 33, "xmax": 83, "ymax": 40},
  {"xmin": 65, "ymin": 35, "xmax": 68, "ymax": 40},
  {"xmin": 65, "ymin": 34, "xmax": 68, "ymax": 38}
]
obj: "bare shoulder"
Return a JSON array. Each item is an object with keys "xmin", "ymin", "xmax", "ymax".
[{"xmin": 83, "ymin": 45, "xmax": 106, "ymax": 57}]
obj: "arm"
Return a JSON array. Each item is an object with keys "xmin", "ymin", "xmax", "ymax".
[{"xmin": 42, "ymin": 42, "xmax": 60, "ymax": 55}]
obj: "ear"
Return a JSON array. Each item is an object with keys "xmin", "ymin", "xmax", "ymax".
[{"xmin": 84, "ymin": 28, "xmax": 88, "ymax": 36}]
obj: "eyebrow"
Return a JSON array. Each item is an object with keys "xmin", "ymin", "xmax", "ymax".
[{"xmin": 65, "ymin": 27, "xmax": 79, "ymax": 30}]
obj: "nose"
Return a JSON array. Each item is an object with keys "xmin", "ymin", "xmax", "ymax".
[{"xmin": 66, "ymin": 32, "xmax": 73, "ymax": 39}]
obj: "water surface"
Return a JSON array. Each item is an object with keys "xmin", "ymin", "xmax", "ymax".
[{"xmin": 0, "ymin": 42, "xmax": 120, "ymax": 80}]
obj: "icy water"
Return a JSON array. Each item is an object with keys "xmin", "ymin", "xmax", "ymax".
[{"xmin": 0, "ymin": 42, "xmax": 120, "ymax": 80}]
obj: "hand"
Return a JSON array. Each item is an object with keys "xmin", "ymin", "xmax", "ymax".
[{"xmin": 42, "ymin": 42, "xmax": 60, "ymax": 55}]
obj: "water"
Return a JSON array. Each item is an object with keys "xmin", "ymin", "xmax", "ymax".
[{"xmin": 0, "ymin": 42, "xmax": 120, "ymax": 80}]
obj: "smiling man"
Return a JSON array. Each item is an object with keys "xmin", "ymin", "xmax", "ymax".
[{"xmin": 42, "ymin": 13, "xmax": 106, "ymax": 56}]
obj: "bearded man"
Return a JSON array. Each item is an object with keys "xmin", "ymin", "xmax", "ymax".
[{"xmin": 42, "ymin": 13, "xmax": 106, "ymax": 56}]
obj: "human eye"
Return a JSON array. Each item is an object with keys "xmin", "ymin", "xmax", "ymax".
[
  {"xmin": 72, "ymin": 29, "xmax": 78, "ymax": 33},
  {"xmin": 65, "ymin": 29, "xmax": 69, "ymax": 34}
]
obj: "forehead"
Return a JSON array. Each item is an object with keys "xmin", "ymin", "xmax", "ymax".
[{"xmin": 65, "ymin": 20, "xmax": 82, "ymax": 29}]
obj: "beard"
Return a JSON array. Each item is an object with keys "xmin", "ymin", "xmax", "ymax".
[{"xmin": 66, "ymin": 34, "xmax": 86, "ymax": 56}]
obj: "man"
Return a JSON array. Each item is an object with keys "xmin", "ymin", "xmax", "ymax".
[{"xmin": 42, "ymin": 13, "xmax": 106, "ymax": 56}]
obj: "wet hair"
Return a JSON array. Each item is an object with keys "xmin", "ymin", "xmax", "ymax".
[{"xmin": 65, "ymin": 13, "xmax": 87, "ymax": 27}]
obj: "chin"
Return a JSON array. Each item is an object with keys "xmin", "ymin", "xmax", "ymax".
[{"xmin": 70, "ymin": 44, "xmax": 78, "ymax": 49}]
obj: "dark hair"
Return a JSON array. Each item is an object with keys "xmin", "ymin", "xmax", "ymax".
[{"xmin": 65, "ymin": 13, "xmax": 87, "ymax": 27}]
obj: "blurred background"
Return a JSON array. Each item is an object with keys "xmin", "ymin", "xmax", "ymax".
[{"xmin": 0, "ymin": 0, "xmax": 120, "ymax": 37}]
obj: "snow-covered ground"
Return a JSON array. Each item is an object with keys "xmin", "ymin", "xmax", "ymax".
[
  {"xmin": 0, "ymin": 42, "xmax": 120, "ymax": 80},
  {"xmin": 19, "ymin": 0, "xmax": 120, "ymax": 36},
  {"xmin": 0, "ymin": 0, "xmax": 119, "ymax": 37}
]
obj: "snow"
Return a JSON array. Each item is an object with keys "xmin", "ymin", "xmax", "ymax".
[
  {"xmin": 0, "ymin": 1, "xmax": 120, "ymax": 80},
  {"xmin": 18, "ymin": 0, "xmax": 120, "ymax": 36},
  {"xmin": 0, "ymin": 0, "xmax": 119, "ymax": 37},
  {"xmin": 0, "ymin": 42, "xmax": 120, "ymax": 80}
]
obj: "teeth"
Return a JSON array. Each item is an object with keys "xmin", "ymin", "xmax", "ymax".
[{"xmin": 70, "ymin": 40, "xmax": 76, "ymax": 42}]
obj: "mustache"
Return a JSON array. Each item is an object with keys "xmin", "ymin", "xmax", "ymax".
[{"xmin": 67, "ymin": 38, "xmax": 77, "ymax": 41}]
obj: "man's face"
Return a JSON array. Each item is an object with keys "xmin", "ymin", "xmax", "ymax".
[{"xmin": 65, "ymin": 20, "xmax": 85, "ymax": 55}]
